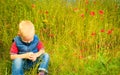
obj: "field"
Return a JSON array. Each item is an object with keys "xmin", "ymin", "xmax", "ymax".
[{"xmin": 0, "ymin": 0, "xmax": 120, "ymax": 75}]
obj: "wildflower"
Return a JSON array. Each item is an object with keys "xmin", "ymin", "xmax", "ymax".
[
  {"xmin": 91, "ymin": 32, "xmax": 96, "ymax": 36},
  {"xmin": 85, "ymin": 0, "xmax": 89, "ymax": 4},
  {"xmin": 80, "ymin": 13, "xmax": 84, "ymax": 18},
  {"xmin": 90, "ymin": 11, "xmax": 95, "ymax": 16},
  {"xmin": 45, "ymin": 10, "xmax": 49, "ymax": 14},
  {"xmin": 73, "ymin": 8, "xmax": 79, "ymax": 12},
  {"xmin": 99, "ymin": 10, "xmax": 104, "ymax": 15},
  {"xmin": 79, "ymin": 55, "xmax": 83, "ymax": 59},
  {"xmin": 32, "ymin": 4, "xmax": 35, "ymax": 8},
  {"xmin": 107, "ymin": 29, "xmax": 113, "ymax": 35},
  {"xmin": 100, "ymin": 29, "xmax": 105, "ymax": 32}
]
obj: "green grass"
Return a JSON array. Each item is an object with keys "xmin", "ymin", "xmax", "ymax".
[{"xmin": 0, "ymin": 0, "xmax": 120, "ymax": 75}]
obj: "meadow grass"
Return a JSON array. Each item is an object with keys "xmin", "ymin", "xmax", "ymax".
[{"xmin": 0, "ymin": 0, "xmax": 120, "ymax": 75}]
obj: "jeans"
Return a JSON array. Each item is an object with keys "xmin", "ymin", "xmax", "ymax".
[{"xmin": 12, "ymin": 53, "xmax": 50, "ymax": 75}]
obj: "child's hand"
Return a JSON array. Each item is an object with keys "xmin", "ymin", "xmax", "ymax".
[
  {"xmin": 25, "ymin": 52, "xmax": 34, "ymax": 60},
  {"xmin": 29, "ymin": 54, "xmax": 37, "ymax": 62},
  {"xmin": 25, "ymin": 52, "xmax": 37, "ymax": 62}
]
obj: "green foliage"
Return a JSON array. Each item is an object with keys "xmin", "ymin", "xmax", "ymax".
[{"xmin": 0, "ymin": 0, "xmax": 120, "ymax": 75}]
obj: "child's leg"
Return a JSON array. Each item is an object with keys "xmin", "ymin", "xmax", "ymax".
[
  {"xmin": 12, "ymin": 58, "xmax": 24, "ymax": 75},
  {"xmin": 38, "ymin": 53, "xmax": 50, "ymax": 74}
]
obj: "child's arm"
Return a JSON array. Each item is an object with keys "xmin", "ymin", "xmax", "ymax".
[
  {"xmin": 35, "ymin": 49, "xmax": 45, "ymax": 57},
  {"xmin": 10, "ymin": 42, "xmax": 34, "ymax": 60},
  {"xmin": 10, "ymin": 52, "xmax": 34, "ymax": 60},
  {"xmin": 29, "ymin": 49, "xmax": 45, "ymax": 62},
  {"xmin": 35, "ymin": 41, "xmax": 45, "ymax": 57}
]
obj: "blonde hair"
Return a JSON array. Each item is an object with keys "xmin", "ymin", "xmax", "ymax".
[{"xmin": 18, "ymin": 20, "xmax": 35, "ymax": 38}]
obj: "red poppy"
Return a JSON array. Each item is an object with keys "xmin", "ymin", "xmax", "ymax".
[
  {"xmin": 45, "ymin": 10, "xmax": 49, "ymax": 14},
  {"xmin": 100, "ymin": 29, "xmax": 105, "ymax": 32},
  {"xmin": 80, "ymin": 13, "xmax": 84, "ymax": 18},
  {"xmin": 99, "ymin": 10, "xmax": 104, "ymax": 15},
  {"xmin": 79, "ymin": 55, "xmax": 83, "ymax": 59},
  {"xmin": 32, "ymin": 4, "xmax": 35, "ymax": 8},
  {"xmin": 90, "ymin": 11, "xmax": 95, "ymax": 16},
  {"xmin": 91, "ymin": 32, "xmax": 96, "ymax": 36},
  {"xmin": 85, "ymin": 0, "xmax": 89, "ymax": 4},
  {"xmin": 73, "ymin": 8, "xmax": 79, "ymax": 12},
  {"xmin": 107, "ymin": 30, "xmax": 113, "ymax": 35}
]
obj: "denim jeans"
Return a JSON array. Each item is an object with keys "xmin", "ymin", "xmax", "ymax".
[{"xmin": 12, "ymin": 53, "xmax": 49, "ymax": 75}]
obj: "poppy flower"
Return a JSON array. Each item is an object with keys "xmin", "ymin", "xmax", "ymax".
[
  {"xmin": 79, "ymin": 55, "xmax": 83, "ymax": 59},
  {"xmin": 99, "ymin": 10, "xmax": 104, "ymax": 15},
  {"xmin": 100, "ymin": 29, "xmax": 105, "ymax": 32},
  {"xmin": 73, "ymin": 8, "xmax": 79, "ymax": 12},
  {"xmin": 91, "ymin": 32, "xmax": 96, "ymax": 36},
  {"xmin": 90, "ymin": 11, "xmax": 95, "ymax": 16},
  {"xmin": 45, "ymin": 10, "xmax": 49, "ymax": 14},
  {"xmin": 32, "ymin": 4, "xmax": 35, "ymax": 8},
  {"xmin": 85, "ymin": 0, "xmax": 89, "ymax": 4},
  {"xmin": 107, "ymin": 29, "xmax": 113, "ymax": 35},
  {"xmin": 80, "ymin": 13, "xmax": 84, "ymax": 18}
]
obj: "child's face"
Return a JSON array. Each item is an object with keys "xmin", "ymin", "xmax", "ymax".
[
  {"xmin": 18, "ymin": 20, "xmax": 35, "ymax": 43},
  {"xmin": 20, "ymin": 34, "xmax": 34, "ymax": 43},
  {"xmin": 19, "ymin": 29, "xmax": 35, "ymax": 43}
]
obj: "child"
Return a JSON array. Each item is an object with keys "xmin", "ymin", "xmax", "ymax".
[{"xmin": 10, "ymin": 20, "xmax": 49, "ymax": 75}]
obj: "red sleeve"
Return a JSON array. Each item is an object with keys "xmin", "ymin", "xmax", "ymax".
[
  {"xmin": 37, "ymin": 41, "xmax": 44, "ymax": 51},
  {"xmin": 10, "ymin": 42, "xmax": 18, "ymax": 54}
]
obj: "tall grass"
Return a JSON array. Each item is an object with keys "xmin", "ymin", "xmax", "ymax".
[{"xmin": 0, "ymin": 0, "xmax": 120, "ymax": 75}]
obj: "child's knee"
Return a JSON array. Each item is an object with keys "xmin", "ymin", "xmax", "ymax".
[
  {"xmin": 43, "ymin": 53, "xmax": 50, "ymax": 60},
  {"xmin": 12, "ymin": 58, "xmax": 23, "ymax": 69}
]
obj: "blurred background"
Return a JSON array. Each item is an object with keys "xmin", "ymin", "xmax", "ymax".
[{"xmin": 0, "ymin": 0, "xmax": 120, "ymax": 75}]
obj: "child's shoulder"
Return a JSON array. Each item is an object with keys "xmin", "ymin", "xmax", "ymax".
[{"xmin": 34, "ymin": 34, "xmax": 40, "ymax": 41}]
